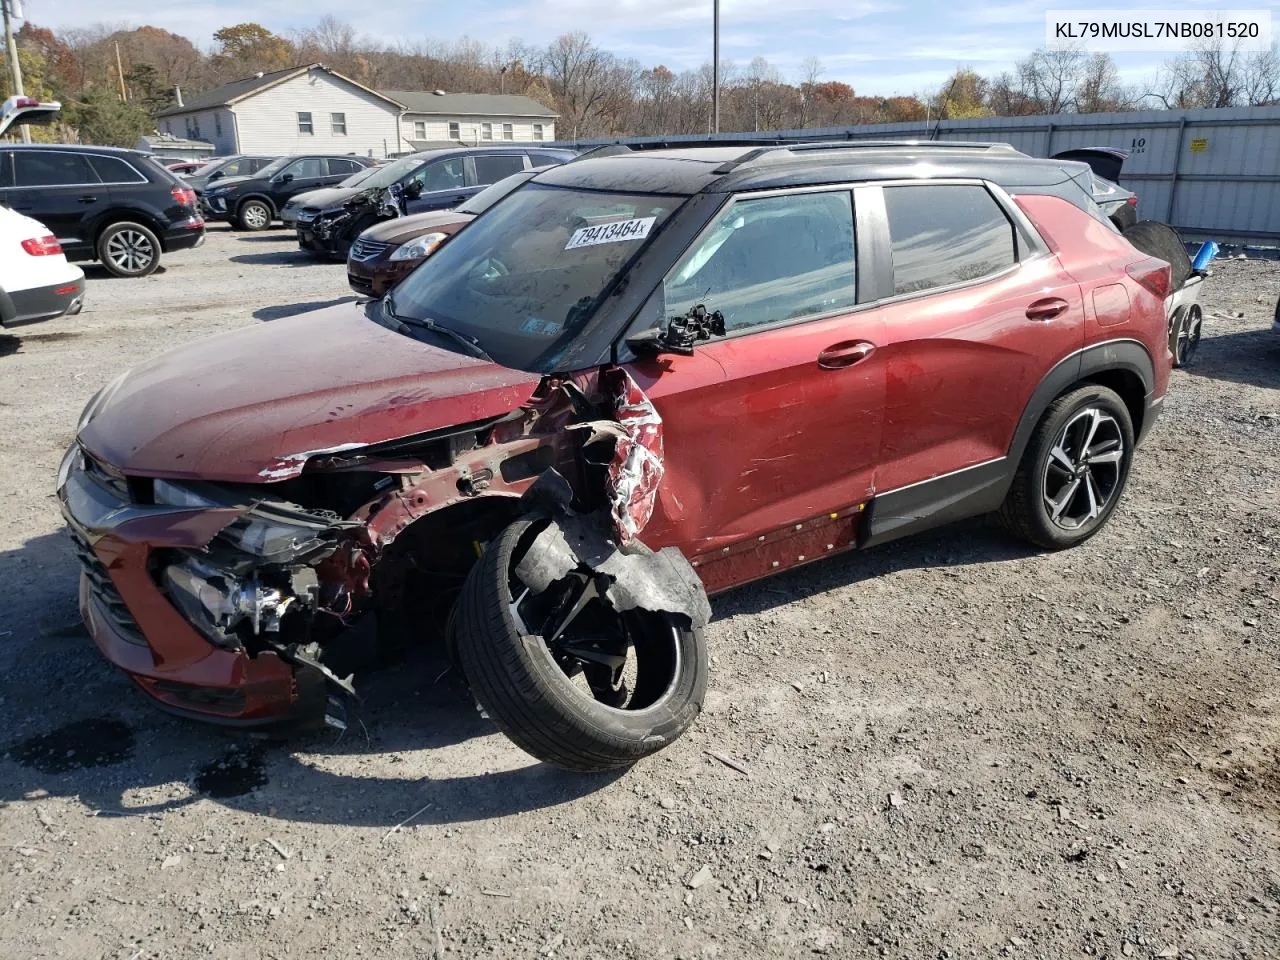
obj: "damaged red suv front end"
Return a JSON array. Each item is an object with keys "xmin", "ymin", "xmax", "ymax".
[{"xmin": 57, "ymin": 304, "xmax": 566, "ymax": 729}]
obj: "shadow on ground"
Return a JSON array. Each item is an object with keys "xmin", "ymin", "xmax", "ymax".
[
  {"xmin": 1184, "ymin": 326, "xmax": 1280, "ymax": 389},
  {"xmin": 254, "ymin": 297, "xmax": 360, "ymax": 321},
  {"xmin": 230, "ymin": 251, "xmax": 333, "ymax": 268},
  {"xmin": 0, "ymin": 517, "xmax": 1029, "ymax": 829}
]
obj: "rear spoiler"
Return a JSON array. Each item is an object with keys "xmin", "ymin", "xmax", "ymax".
[{"xmin": 0, "ymin": 96, "xmax": 62, "ymax": 138}]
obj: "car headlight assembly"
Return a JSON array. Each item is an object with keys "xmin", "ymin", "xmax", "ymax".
[{"xmin": 390, "ymin": 233, "xmax": 448, "ymax": 262}]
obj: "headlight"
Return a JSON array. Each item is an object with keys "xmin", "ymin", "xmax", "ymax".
[
  {"xmin": 154, "ymin": 478, "xmax": 225, "ymax": 509},
  {"xmin": 219, "ymin": 515, "xmax": 332, "ymax": 561},
  {"xmin": 390, "ymin": 233, "xmax": 448, "ymax": 261}
]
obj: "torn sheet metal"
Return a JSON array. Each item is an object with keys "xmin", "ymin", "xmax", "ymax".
[
  {"xmin": 257, "ymin": 442, "xmax": 369, "ymax": 481},
  {"xmin": 514, "ymin": 514, "xmax": 711, "ymax": 628},
  {"xmin": 602, "ymin": 368, "xmax": 664, "ymax": 544}
]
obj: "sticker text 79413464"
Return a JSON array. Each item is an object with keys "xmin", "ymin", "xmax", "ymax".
[{"xmin": 565, "ymin": 217, "xmax": 656, "ymax": 251}]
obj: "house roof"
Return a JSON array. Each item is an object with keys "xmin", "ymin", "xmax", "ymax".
[
  {"xmin": 157, "ymin": 64, "xmax": 406, "ymax": 118},
  {"xmin": 382, "ymin": 91, "xmax": 558, "ymax": 119},
  {"xmin": 138, "ymin": 133, "xmax": 215, "ymax": 152}
]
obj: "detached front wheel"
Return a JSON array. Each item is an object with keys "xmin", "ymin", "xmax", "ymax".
[{"xmin": 455, "ymin": 519, "xmax": 707, "ymax": 772}]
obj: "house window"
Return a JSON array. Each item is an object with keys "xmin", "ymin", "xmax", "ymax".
[
  {"xmin": 448, "ymin": 121, "xmax": 460, "ymax": 140},
  {"xmin": 298, "ymin": 112, "xmax": 313, "ymax": 134},
  {"xmin": 184, "ymin": 118, "xmax": 193, "ymax": 138},
  {"xmin": 164, "ymin": 121, "xmax": 172, "ymax": 134},
  {"xmin": 480, "ymin": 122, "xmax": 493, "ymax": 141},
  {"xmin": 331, "ymin": 112, "xmax": 347, "ymax": 135},
  {"xmin": 192, "ymin": 118, "xmax": 201, "ymax": 138},
  {"xmin": 214, "ymin": 113, "xmax": 222, "ymax": 137},
  {"xmin": 532, "ymin": 123, "xmax": 544, "ymax": 141},
  {"xmin": 414, "ymin": 120, "xmax": 426, "ymax": 139},
  {"xmin": 502, "ymin": 123, "xmax": 514, "ymax": 141}
]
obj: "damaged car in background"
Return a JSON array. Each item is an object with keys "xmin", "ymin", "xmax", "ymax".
[
  {"xmin": 347, "ymin": 166, "xmax": 549, "ymax": 297},
  {"xmin": 60, "ymin": 141, "xmax": 1173, "ymax": 772},
  {"xmin": 297, "ymin": 146, "xmax": 574, "ymax": 259}
]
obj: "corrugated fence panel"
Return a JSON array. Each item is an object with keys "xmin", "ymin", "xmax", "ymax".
[{"xmin": 553, "ymin": 105, "xmax": 1280, "ymax": 243}]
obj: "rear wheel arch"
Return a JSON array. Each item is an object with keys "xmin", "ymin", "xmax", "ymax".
[{"xmin": 1008, "ymin": 339, "xmax": 1154, "ymax": 468}]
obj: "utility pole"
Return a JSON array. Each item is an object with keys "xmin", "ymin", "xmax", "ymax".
[
  {"xmin": 114, "ymin": 41, "xmax": 127, "ymax": 101},
  {"xmin": 2, "ymin": 0, "xmax": 29, "ymax": 143},
  {"xmin": 711, "ymin": 0, "xmax": 720, "ymax": 134}
]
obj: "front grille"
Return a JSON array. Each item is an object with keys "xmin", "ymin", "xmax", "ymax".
[
  {"xmin": 69, "ymin": 530, "xmax": 147, "ymax": 646},
  {"xmin": 347, "ymin": 273, "xmax": 374, "ymax": 295},
  {"xmin": 349, "ymin": 238, "xmax": 389, "ymax": 262}
]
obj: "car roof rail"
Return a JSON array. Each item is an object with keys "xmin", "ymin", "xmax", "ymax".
[
  {"xmin": 573, "ymin": 137, "xmax": 805, "ymax": 161},
  {"xmin": 712, "ymin": 139, "xmax": 1024, "ymax": 174}
]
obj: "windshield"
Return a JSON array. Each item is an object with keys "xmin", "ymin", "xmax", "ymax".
[
  {"xmin": 389, "ymin": 184, "xmax": 684, "ymax": 372},
  {"xmin": 458, "ymin": 170, "xmax": 539, "ymax": 215},
  {"xmin": 339, "ymin": 164, "xmax": 380, "ymax": 188},
  {"xmin": 358, "ymin": 156, "xmax": 428, "ymax": 190}
]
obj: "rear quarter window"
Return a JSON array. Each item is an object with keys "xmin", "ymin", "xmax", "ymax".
[
  {"xmin": 88, "ymin": 154, "xmax": 147, "ymax": 184},
  {"xmin": 883, "ymin": 184, "xmax": 1016, "ymax": 296}
]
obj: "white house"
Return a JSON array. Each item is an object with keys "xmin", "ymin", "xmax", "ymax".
[
  {"xmin": 156, "ymin": 64, "xmax": 405, "ymax": 158},
  {"xmin": 383, "ymin": 91, "xmax": 558, "ymax": 151},
  {"xmin": 135, "ymin": 132, "xmax": 216, "ymax": 161}
]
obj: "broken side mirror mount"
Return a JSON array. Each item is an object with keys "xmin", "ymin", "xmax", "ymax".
[
  {"xmin": 627, "ymin": 303, "xmax": 725, "ymax": 358},
  {"xmin": 402, "ymin": 180, "xmax": 423, "ymax": 200}
]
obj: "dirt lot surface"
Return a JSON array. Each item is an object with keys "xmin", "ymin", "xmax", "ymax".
[{"xmin": 1, "ymin": 226, "xmax": 1277, "ymax": 959}]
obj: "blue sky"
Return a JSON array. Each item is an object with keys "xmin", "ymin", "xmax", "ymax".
[{"xmin": 42, "ymin": 0, "xmax": 1279, "ymax": 96}]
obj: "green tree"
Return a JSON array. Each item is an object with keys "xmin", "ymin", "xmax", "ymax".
[{"xmin": 65, "ymin": 86, "xmax": 151, "ymax": 147}]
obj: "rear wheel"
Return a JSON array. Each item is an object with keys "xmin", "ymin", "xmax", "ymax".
[
  {"xmin": 236, "ymin": 199, "xmax": 272, "ymax": 231},
  {"xmin": 97, "ymin": 222, "xmax": 160, "ymax": 278},
  {"xmin": 1177, "ymin": 304, "xmax": 1203, "ymax": 366},
  {"xmin": 1000, "ymin": 385, "xmax": 1135, "ymax": 550},
  {"xmin": 455, "ymin": 519, "xmax": 707, "ymax": 772}
]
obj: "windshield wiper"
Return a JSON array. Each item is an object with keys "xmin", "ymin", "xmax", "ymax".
[{"xmin": 382, "ymin": 294, "xmax": 495, "ymax": 363}]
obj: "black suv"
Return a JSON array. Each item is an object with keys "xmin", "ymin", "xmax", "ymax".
[
  {"xmin": 292, "ymin": 146, "xmax": 575, "ymax": 257},
  {"xmin": 0, "ymin": 145, "xmax": 205, "ymax": 277},
  {"xmin": 184, "ymin": 154, "xmax": 278, "ymax": 195},
  {"xmin": 201, "ymin": 155, "xmax": 376, "ymax": 231}
]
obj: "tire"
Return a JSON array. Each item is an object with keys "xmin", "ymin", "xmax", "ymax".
[
  {"xmin": 97, "ymin": 221, "xmax": 161, "ymax": 278},
  {"xmin": 236, "ymin": 199, "xmax": 272, "ymax": 231},
  {"xmin": 999, "ymin": 384, "xmax": 1135, "ymax": 550},
  {"xmin": 1168, "ymin": 307, "xmax": 1188, "ymax": 367},
  {"xmin": 1181, "ymin": 304, "xmax": 1203, "ymax": 365},
  {"xmin": 454, "ymin": 519, "xmax": 707, "ymax": 772}
]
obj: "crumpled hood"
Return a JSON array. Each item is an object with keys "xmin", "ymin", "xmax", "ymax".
[
  {"xmin": 78, "ymin": 302, "xmax": 543, "ymax": 483},
  {"xmin": 297, "ymin": 185, "xmax": 366, "ymax": 212},
  {"xmin": 360, "ymin": 211, "xmax": 474, "ymax": 245}
]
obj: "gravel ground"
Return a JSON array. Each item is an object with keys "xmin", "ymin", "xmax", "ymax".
[{"xmin": 0, "ymin": 226, "xmax": 1277, "ymax": 960}]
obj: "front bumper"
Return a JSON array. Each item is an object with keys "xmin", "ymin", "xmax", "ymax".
[
  {"xmin": 56, "ymin": 445, "xmax": 323, "ymax": 728},
  {"xmin": 346, "ymin": 250, "xmax": 418, "ymax": 298},
  {"xmin": 202, "ymin": 195, "xmax": 231, "ymax": 220}
]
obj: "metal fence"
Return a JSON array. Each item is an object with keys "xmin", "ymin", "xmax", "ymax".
[{"xmin": 550, "ymin": 104, "xmax": 1280, "ymax": 245}]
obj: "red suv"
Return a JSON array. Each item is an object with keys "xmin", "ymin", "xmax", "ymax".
[{"xmin": 58, "ymin": 142, "xmax": 1172, "ymax": 771}]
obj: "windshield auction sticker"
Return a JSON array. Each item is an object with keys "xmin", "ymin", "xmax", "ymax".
[
  {"xmin": 1046, "ymin": 10, "xmax": 1271, "ymax": 51},
  {"xmin": 565, "ymin": 217, "xmax": 657, "ymax": 250}
]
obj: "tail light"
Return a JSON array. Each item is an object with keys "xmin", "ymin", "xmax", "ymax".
[
  {"xmin": 171, "ymin": 185, "xmax": 198, "ymax": 208},
  {"xmin": 21, "ymin": 235, "xmax": 62, "ymax": 256},
  {"xmin": 1126, "ymin": 258, "xmax": 1171, "ymax": 300}
]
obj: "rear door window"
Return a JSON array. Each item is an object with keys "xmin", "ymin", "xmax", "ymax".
[
  {"xmin": 88, "ymin": 154, "xmax": 146, "ymax": 184},
  {"xmin": 473, "ymin": 154, "xmax": 526, "ymax": 185},
  {"xmin": 882, "ymin": 184, "xmax": 1016, "ymax": 296},
  {"xmin": 663, "ymin": 190, "xmax": 857, "ymax": 334},
  {"xmin": 325, "ymin": 158, "xmax": 362, "ymax": 176},
  {"xmin": 14, "ymin": 151, "xmax": 100, "ymax": 187}
]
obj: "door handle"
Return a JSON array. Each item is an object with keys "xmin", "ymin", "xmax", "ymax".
[
  {"xmin": 1026, "ymin": 297, "xmax": 1068, "ymax": 321},
  {"xmin": 817, "ymin": 340, "xmax": 876, "ymax": 369},
  {"xmin": 78, "ymin": 195, "xmax": 99, "ymax": 204}
]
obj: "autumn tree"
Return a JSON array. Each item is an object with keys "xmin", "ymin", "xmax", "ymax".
[
  {"xmin": 65, "ymin": 86, "xmax": 151, "ymax": 146},
  {"xmin": 211, "ymin": 23, "xmax": 294, "ymax": 79}
]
